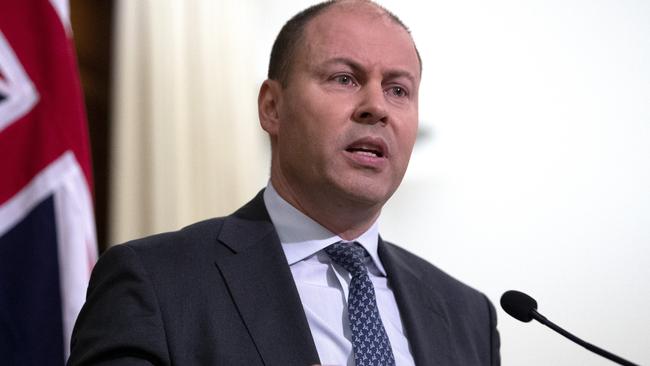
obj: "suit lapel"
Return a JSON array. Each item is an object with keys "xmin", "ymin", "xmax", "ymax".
[
  {"xmin": 379, "ymin": 239, "xmax": 453, "ymax": 365},
  {"xmin": 214, "ymin": 193, "xmax": 320, "ymax": 366}
]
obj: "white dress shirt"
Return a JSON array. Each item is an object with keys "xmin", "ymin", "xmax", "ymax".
[{"xmin": 263, "ymin": 183, "xmax": 416, "ymax": 366}]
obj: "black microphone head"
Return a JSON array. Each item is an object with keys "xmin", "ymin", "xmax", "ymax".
[{"xmin": 500, "ymin": 290, "xmax": 538, "ymax": 322}]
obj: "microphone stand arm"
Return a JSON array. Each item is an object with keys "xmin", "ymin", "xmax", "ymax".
[{"xmin": 531, "ymin": 309, "xmax": 638, "ymax": 366}]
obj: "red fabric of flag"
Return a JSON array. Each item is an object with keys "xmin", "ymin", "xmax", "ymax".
[{"xmin": 0, "ymin": 0, "xmax": 98, "ymax": 363}]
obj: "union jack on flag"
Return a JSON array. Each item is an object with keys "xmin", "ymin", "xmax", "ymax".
[{"xmin": 0, "ymin": 0, "xmax": 98, "ymax": 363}]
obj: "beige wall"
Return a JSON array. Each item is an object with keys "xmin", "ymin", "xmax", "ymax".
[{"xmin": 111, "ymin": 0, "xmax": 269, "ymax": 244}]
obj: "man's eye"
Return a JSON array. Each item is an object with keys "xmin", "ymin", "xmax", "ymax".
[
  {"xmin": 389, "ymin": 86, "xmax": 407, "ymax": 97},
  {"xmin": 334, "ymin": 75, "xmax": 355, "ymax": 85}
]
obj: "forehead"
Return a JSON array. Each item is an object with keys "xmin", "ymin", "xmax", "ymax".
[{"xmin": 299, "ymin": 4, "xmax": 420, "ymax": 79}]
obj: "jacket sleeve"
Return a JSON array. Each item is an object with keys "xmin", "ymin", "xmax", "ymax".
[{"xmin": 67, "ymin": 244, "xmax": 171, "ymax": 365}]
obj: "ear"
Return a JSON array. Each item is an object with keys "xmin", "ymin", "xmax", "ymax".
[{"xmin": 258, "ymin": 79, "xmax": 283, "ymax": 137}]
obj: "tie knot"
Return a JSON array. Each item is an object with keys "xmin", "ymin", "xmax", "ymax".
[{"xmin": 324, "ymin": 242, "xmax": 368, "ymax": 277}]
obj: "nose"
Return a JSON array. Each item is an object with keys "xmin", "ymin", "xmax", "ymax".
[{"xmin": 352, "ymin": 84, "xmax": 388, "ymax": 125}]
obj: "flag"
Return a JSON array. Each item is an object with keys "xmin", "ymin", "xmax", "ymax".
[{"xmin": 0, "ymin": 0, "xmax": 98, "ymax": 363}]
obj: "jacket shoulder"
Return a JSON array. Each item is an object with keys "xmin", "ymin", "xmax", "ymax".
[
  {"xmin": 97, "ymin": 217, "xmax": 232, "ymax": 281},
  {"xmin": 382, "ymin": 241, "xmax": 474, "ymax": 290},
  {"xmin": 117, "ymin": 217, "xmax": 226, "ymax": 250},
  {"xmin": 381, "ymin": 240, "xmax": 494, "ymax": 312}
]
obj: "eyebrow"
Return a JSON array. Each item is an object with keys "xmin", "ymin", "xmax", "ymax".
[{"xmin": 319, "ymin": 57, "xmax": 417, "ymax": 85}]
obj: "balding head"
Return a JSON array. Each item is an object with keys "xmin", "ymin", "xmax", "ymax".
[{"xmin": 268, "ymin": 0, "xmax": 421, "ymax": 87}]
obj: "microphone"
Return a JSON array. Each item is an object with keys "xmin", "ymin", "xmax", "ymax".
[{"xmin": 500, "ymin": 290, "xmax": 639, "ymax": 366}]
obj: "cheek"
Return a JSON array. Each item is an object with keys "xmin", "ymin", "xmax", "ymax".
[
  {"xmin": 285, "ymin": 107, "xmax": 344, "ymax": 152},
  {"xmin": 278, "ymin": 110, "xmax": 330, "ymax": 165},
  {"xmin": 398, "ymin": 118, "xmax": 419, "ymax": 151},
  {"xmin": 391, "ymin": 121, "xmax": 418, "ymax": 173}
]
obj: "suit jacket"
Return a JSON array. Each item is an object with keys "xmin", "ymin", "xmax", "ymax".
[{"xmin": 68, "ymin": 191, "xmax": 500, "ymax": 365}]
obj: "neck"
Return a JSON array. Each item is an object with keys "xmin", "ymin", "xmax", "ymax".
[{"xmin": 270, "ymin": 176, "xmax": 382, "ymax": 241}]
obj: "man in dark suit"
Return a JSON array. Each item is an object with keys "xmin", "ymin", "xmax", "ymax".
[{"xmin": 69, "ymin": 1, "xmax": 500, "ymax": 365}]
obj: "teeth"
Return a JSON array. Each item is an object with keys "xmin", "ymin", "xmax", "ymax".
[{"xmin": 353, "ymin": 150, "xmax": 378, "ymax": 157}]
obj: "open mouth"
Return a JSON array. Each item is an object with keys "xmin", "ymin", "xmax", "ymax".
[
  {"xmin": 345, "ymin": 146, "xmax": 384, "ymax": 158},
  {"xmin": 345, "ymin": 138, "xmax": 388, "ymax": 159}
]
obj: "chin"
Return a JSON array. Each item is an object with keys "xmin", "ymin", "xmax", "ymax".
[{"xmin": 333, "ymin": 181, "xmax": 395, "ymax": 208}]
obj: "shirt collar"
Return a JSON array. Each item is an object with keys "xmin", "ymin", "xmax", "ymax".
[{"xmin": 263, "ymin": 182, "xmax": 387, "ymax": 276}]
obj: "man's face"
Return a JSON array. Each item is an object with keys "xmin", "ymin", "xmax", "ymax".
[{"xmin": 267, "ymin": 5, "xmax": 420, "ymax": 209}]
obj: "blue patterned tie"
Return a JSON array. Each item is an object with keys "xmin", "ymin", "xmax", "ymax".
[{"xmin": 325, "ymin": 242, "xmax": 396, "ymax": 366}]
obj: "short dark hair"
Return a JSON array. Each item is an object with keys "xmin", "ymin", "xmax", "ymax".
[{"xmin": 267, "ymin": 0, "xmax": 422, "ymax": 87}]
